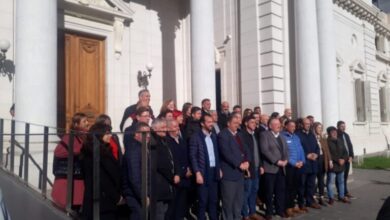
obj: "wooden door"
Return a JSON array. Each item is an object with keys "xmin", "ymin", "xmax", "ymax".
[{"xmin": 61, "ymin": 32, "xmax": 105, "ymax": 129}]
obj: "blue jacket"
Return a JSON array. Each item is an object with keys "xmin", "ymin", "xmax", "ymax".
[
  {"xmin": 218, "ymin": 128, "xmax": 249, "ymax": 181},
  {"xmin": 189, "ymin": 130, "xmax": 221, "ymax": 184},
  {"xmin": 296, "ymin": 130, "xmax": 320, "ymax": 174},
  {"xmin": 282, "ymin": 131, "xmax": 306, "ymax": 167},
  {"xmin": 122, "ymin": 139, "xmax": 149, "ymax": 205}
]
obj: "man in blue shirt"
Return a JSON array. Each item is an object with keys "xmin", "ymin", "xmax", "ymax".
[{"xmin": 282, "ymin": 120, "xmax": 306, "ymax": 217}]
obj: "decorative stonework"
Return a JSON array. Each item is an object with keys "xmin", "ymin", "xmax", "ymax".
[{"xmin": 334, "ymin": 0, "xmax": 390, "ymax": 36}]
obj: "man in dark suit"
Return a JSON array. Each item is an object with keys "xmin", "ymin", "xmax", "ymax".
[
  {"xmin": 260, "ymin": 117, "xmax": 289, "ymax": 219},
  {"xmin": 201, "ymin": 98, "xmax": 211, "ymax": 116},
  {"xmin": 218, "ymin": 101, "xmax": 230, "ymax": 129},
  {"xmin": 150, "ymin": 119, "xmax": 175, "ymax": 220},
  {"xmin": 122, "ymin": 122, "xmax": 151, "ymax": 220},
  {"xmin": 219, "ymin": 115, "xmax": 249, "ymax": 220},
  {"xmin": 337, "ymin": 120, "xmax": 355, "ymax": 198},
  {"xmin": 189, "ymin": 114, "xmax": 222, "ymax": 220},
  {"xmin": 258, "ymin": 114, "xmax": 270, "ymax": 133},
  {"xmin": 239, "ymin": 116, "xmax": 265, "ymax": 220},
  {"xmin": 166, "ymin": 120, "xmax": 192, "ymax": 220},
  {"xmin": 295, "ymin": 118, "xmax": 321, "ymax": 210},
  {"xmin": 119, "ymin": 89, "xmax": 154, "ymax": 132}
]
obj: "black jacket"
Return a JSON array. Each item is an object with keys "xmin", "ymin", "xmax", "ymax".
[
  {"xmin": 150, "ymin": 133, "xmax": 174, "ymax": 202},
  {"xmin": 82, "ymin": 144, "xmax": 121, "ymax": 220},
  {"xmin": 218, "ymin": 111, "xmax": 230, "ymax": 129},
  {"xmin": 337, "ymin": 131, "xmax": 354, "ymax": 158},
  {"xmin": 239, "ymin": 129, "xmax": 263, "ymax": 179},
  {"xmin": 327, "ymin": 137, "xmax": 348, "ymax": 173},
  {"xmin": 184, "ymin": 118, "xmax": 201, "ymax": 144},
  {"xmin": 166, "ymin": 135, "xmax": 191, "ymax": 188}
]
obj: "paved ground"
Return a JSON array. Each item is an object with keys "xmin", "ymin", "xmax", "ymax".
[{"xmin": 291, "ymin": 168, "xmax": 390, "ymax": 220}]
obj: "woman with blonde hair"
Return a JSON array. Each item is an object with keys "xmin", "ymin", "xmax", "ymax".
[{"xmin": 313, "ymin": 122, "xmax": 332, "ymax": 206}]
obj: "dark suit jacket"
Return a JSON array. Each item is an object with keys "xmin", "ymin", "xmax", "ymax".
[
  {"xmin": 218, "ymin": 128, "xmax": 249, "ymax": 181},
  {"xmin": 189, "ymin": 130, "xmax": 220, "ymax": 184},
  {"xmin": 122, "ymin": 139, "xmax": 144, "ymax": 205},
  {"xmin": 239, "ymin": 129, "xmax": 263, "ymax": 179},
  {"xmin": 259, "ymin": 131, "xmax": 289, "ymax": 174},
  {"xmin": 119, "ymin": 103, "xmax": 154, "ymax": 132},
  {"xmin": 184, "ymin": 118, "xmax": 201, "ymax": 144},
  {"xmin": 166, "ymin": 135, "xmax": 191, "ymax": 188},
  {"xmin": 218, "ymin": 111, "xmax": 230, "ymax": 129},
  {"xmin": 337, "ymin": 131, "xmax": 354, "ymax": 158},
  {"xmin": 82, "ymin": 144, "xmax": 121, "ymax": 219},
  {"xmin": 150, "ymin": 133, "xmax": 174, "ymax": 202},
  {"xmin": 296, "ymin": 130, "xmax": 320, "ymax": 174}
]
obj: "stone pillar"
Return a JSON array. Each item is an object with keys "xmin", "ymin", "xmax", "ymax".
[
  {"xmin": 316, "ymin": 0, "xmax": 339, "ymax": 128},
  {"xmin": 190, "ymin": 0, "xmax": 216, "ymax": 106},
  {"xmin": 15, "ymin": 0, "xmax": 57, "ymax": 127},
  {"xmin": 295, "ymin": 0, "xmax": 322, "ymax": 121}
]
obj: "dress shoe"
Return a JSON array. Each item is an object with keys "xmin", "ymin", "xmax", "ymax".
[
  {"xmin": 285, "ymin": 208, "xmax": 296, "ymax": 217},
  {"xmin": 250, "ymin": 214, "xmax": 265, "ymax": 220},
  {"xmin": 277, "ymin": 213, "xmax": 291, "ymax": 219},
  {"xmin": 341, "ymin": 197, "xmax": 351, "ymax": 204},
  {"xmin": 292, "ymin": 206, "xmax": 304, "ymax": 214},
  {"xmin": 310, "ymin": 203, "xmax": 322, "ymax": 209},
  {"xmin": 318, "ymin": 198, "xmax": 328, "ymax": 206},
  {"xmin": 265, "ymin": 215, "xmax": 273, "ymax": 220},
  {"xmin": 299, "ymin": 206, "xmax": 309, "ymax": 213},
  {"xmin": 345, "ymin": 193, "xmax": 354, "ymax": 199},
  {"xmin": 328, "ymin": 198, "xmax": 335, "ymax": 205}
]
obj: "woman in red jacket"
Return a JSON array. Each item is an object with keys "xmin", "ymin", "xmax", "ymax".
[{"xmin": 51, "ymin": 113, "xmax": 89, "ymax": 211}]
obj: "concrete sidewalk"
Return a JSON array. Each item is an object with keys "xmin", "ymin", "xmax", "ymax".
[{"xmin": 294, "ymin": 168, "xmax": 390, "ymax": 220}]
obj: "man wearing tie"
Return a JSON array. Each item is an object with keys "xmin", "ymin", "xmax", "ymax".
[
  {"xmin": 260, "ymin": 118, "xmax": 289, "ymax": 219},
  {"xmin": 189, "ymin": 114, "xmax": 222, "ymax": 220}
]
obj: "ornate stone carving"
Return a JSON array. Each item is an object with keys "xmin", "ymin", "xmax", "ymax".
[{"xmin": 114, "ymin": 17, "xmax": 125, "ymax": 59}]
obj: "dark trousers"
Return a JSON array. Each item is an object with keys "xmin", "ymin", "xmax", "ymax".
[
  {"xmin": 285, "ymin": 165, "xmax": 304, "ymax": 208},
  {"xmin": 126, "ymin": 197, "xmax": 141, "ymax": 220},
  {"xmin": 316, "ymin": 155, "xmax": 326, "ymax": 197},
  {"xmin": 299, "ymin": 173, "xmax": 317, "ymax": 206},
  {"xmin": 264, "ymin": 169, "xmax": 286, "ymax": 216},
  {"xmin": 197, "ymin": 168, "xmax": 218, "ymax": 220},
  {"xmin": 221, "ymin": 178, "xmax": 244, "ymax": 220},
  {"xmin": 336, "ymin": 161, "xmax": 351, "ymax": 196},
  {"xmin": 171, "ymin": 186, "xmax": 189, "ymax": 220}
]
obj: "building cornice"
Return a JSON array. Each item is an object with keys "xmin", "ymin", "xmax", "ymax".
[{"xmin": 334, "ymin": 0, "xmax": 390, "ymax": 36}]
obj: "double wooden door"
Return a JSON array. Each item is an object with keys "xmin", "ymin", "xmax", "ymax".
[{"xmin": 58, "ymin": 32, "xmax": 106, "ymax": 129}]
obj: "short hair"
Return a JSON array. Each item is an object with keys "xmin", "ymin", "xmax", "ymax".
[
  {"xmin": 284, "ymin": 119, "xmax": 296, "ymax": 127},
  {"xmin": 337, "ymin": 120, "xmax": 345, "ymax": 128},
  {"xmin": 233, "ymin": 105, "xmax": 241, "ymax": 110},
  {"xmin": 267, "ymin": 117, "xmax": 280, "ymax": 127},
  {"xmin": 200, "ymin": 113, "xmax": 212, "ymax": 124},
  {"xmin": 135, "ymin": 122, "xmax": 150, "ymax": 137},
  {"xmin": 191, "ymin": 106, "xmax": 202, "ymax": 115},
  {"xmin": 151, "ymin": 118, "xmax": 166, "ymax": 130},
  {"xmin": 138, "ymin": 89, "xmax": 149, "ymax": 97},
  {"xmin": 136, "ymin": 106, "xmax": 150, "ymax": 116},
  {"xmin": 243, "ymin": 115, "xmax": 256, "ymax": 124},
  {"xmin": 231, "ymin": 112, "xmax": 241, "ymax": 119},
  {"xmin": 254, "ymin": 106, "xmax": 261, "ymax": 111},
  {"xmin": 326, "ymin": 126, "xmax": 337, "ymax": 135},
  {"xmin": 71, "ymin": 112, "xmax": 87, "ymax": 130},
  {"xmin": 201, "ymin": 98, "xmax": 210, "ymax": 105},
  {"xmin": 306, "ymin": 115, "xmax": 314, "ymax": 120},
  {"xmin": 270, "ymin": 112, "xmax": 280, "ymax": 118},
  {"xmin": 227, "ymin": 114, "xmax": 237, "ymax": 123},
  {"xmin": 251, "ymin": 112, "xmax": 260, "ymax": 117}
]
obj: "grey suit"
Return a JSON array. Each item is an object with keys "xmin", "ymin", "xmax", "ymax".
[
  {"xmin": 259, "ymin": 131, "xmax": 289, "ymax": 174},
  {"xmin": 259, "ymin": 131, "xmax": 289, "ymax": 216}
]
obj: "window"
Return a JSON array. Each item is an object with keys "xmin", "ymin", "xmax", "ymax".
[
  {"xmin": 378, "ymin": 72, "xmax": 389, "ymax": 122},
  {"xmin": 355, "ymin": 79, "xmax": 366, "ymax": 122}
]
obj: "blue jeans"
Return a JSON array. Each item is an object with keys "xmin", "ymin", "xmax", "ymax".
[
  {"xmin": 241, "ymin": 171, "xmax": 260, "ymax": 217},
  {"xmin": 327, "ymin": 171, "xmax": 344, "ymax": 199}
]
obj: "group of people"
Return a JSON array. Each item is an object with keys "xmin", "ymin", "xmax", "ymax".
[{"xmin": 51, "ymin": 89, "xmax": 355, "ymax": 220}]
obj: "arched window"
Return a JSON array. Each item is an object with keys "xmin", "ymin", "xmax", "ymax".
[
  {"xmin": 378, "ymin": 71, "xmax": 389, "ymax": 122},
  {"xmin": 350, "ymin": 60, "xmax": 368, "ymax": 122}
]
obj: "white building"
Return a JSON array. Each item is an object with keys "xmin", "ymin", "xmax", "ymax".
[{"xmin": 0, "ymin": 0, "xmax": 389, "ymax": 156}]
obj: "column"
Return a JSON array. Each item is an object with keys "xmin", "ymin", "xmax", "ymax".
[
  {"xmin": 295, "ymin": 0, "xmax": 322, "ymax": 121},
  {"xmin": 190, "ymin": 0, "xmax": 216, "ymax": 106},
  {"xmin": 316, "ymin": 0, "xmax": 339, "ymax": 128},
  {"xmin": 15, "ymin": 0, "xmax": 57, "ymax": 127}
]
